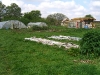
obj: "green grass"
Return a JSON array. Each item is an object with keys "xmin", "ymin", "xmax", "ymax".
[{"xmin": 0, "ymin": 26, "xmax": 100, "ymax": 75}]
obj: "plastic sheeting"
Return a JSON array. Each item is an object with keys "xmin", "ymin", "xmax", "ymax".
[
  {"xmin": 25, "ymin": 36, "xmax": 79, "ymax": 49},
  {"xmin": 0, "ymin": 20, "xmax": 26, "ymax": 29},
  {"xmin": 27, "ymin": 22, "xmax": 47, "ymax": 28}
]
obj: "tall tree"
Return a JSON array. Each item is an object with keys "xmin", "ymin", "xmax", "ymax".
[
  {"xmin": 0, "ymin": 1, "xmax": 6, "ymax": 21},
  {"xmin": 46, "ymin": 17, "xmax": 58, "ymax": 26},
  {"xmin": 84, "ymin": 14, "xmax": 95, "ymax": 24},
  {"xmin": 23, "ymin": 10, "xmax": 41, "ymax": 22},
  {"xmin": 85, "ymin": 14, "xmax": 94, "ymax": 18},
  {"xmin": 47, "ymin": 13, "xmax": 68, "ymax": 25},
  {"xmin": 5, "ymin": 3, "xmax": 21, "ymax": 20}
]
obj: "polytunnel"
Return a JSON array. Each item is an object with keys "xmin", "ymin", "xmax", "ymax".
[{"xmin": 0, "ymin": 20, "xmax": 26, "ymax": 29}]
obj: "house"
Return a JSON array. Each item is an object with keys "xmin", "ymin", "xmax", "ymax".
[
  {"xmin": 61, "ymin": 18, "xmax": 69, "ymax": 27},
  {"xmin": 61, "ymin": 17, "xmax": 96, "ymax": 28}
]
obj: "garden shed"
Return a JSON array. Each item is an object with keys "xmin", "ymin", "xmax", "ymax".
[
  {"xmin": 27, "ymin": 22, "xmax": 47, "ymax": 28},
  {"xmin": 0, "ymin": 20, "xmax": 26, "ymax": 29}
]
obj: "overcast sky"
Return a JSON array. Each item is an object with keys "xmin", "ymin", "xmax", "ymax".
[{"xmin": 0, "ymin": 0, "xmax": 100, "ymax": 20}]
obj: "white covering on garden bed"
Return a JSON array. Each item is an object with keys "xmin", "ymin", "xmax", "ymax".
[
  {"xmin": 25, "ymin": 36, "xmax": 79, "ymax": 49},
  {"xmin": 48, "ymin": 35, "xmax": 81, "ymax": 41}
]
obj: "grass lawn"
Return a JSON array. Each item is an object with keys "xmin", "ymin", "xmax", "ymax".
[{"xmin": 0, "ymin": 26, "xmax": 100, "ymax": 75}]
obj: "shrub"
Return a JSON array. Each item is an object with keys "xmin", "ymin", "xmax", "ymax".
[
  {"xmin": 32, "ymin": 25, "xmax": 48, "ymax": 30},
  {"xmin": 80, "ymin": 31, "xmax": 100, "ymax": 57}
]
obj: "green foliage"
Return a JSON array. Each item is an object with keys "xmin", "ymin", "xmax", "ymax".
[
  {"xmin": 32, "ymin": 25, "xmax": 48, "ymax": 30},
  {"xmin": 84, "ymin": 14, "xmax": 94, "ymax": 18},
  {"xmin": 0, "ymin": 1, "xmax": 6, "ymax": 21},
  {"xmin": 80, "ymin": 31, "xmax": 100, "ymax": 57},
  {"xmin": 19, "ymin": 17, "xmax": 30, "ymax": 25},
  {"xmin": 47, "ymin": 13, "xmax": 68, "ymax": 26},
  {"xmin": 47, "ymin": 13, "xmax": 68, "ymax": 21},
  {"xmin": 4, "ymin": 3, "xmax": 21, "ymax": 20},
  {"xmin": 46, "ymin": 17, "xmax": 57, "ymax": 25},
  {"xmin": 23, "ymin": 10, "xmax": 41, "ymax": 22},
  {"xmin": 1, "ymin": 28, "xmax": 100, "ymax": 75}
]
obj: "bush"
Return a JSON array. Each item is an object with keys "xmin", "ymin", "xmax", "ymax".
[
  {"xmin": 32, "ymin": 25, "xmax": 48, "ymax": 30},
  {"xmin": 80, "ymin": 31, "xmax": 100, "ymax": 57}
]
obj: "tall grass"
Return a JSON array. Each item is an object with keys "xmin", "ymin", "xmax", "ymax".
[{"xmin": 0, "ymin": 27, "xmax": 100, "ymax": 75}]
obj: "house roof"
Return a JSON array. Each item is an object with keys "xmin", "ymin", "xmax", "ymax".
[{"xmin": 71, "ymin": 17, "xmax": 96, "ymax": 21}]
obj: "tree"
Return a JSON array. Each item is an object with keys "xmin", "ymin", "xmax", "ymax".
[
  {"xmin": 19, "ymin": 17, "xmax": 30, "ymax": 25},
  {"xmin": 84, "ymin": 14, "xmax": 94, "ymax": 18},
  {"xmin": 0, "ymin": 1, "xmax": 6, "ymax": 21},
  {"xmin": 85, "ymin": 14, "xmax": 93, "ymax": 18},
  {"xmin": 46, "ymin": 17, "xmax": 57, "ymax": 25},
  {"xmin": 4, "ymin": 3, "xmax": 21, "ymax": 20},
  {"xmin": 19, "ymin": 10, "xmax": 43, "ymax": 25},
  {"xmin": 47, "ymin": 13, "xmax": 68, "ymax": 25},
  {"xmin": 23, "ymin": 10, "xmax": 41, "ymax": 22},
  {"xmin": 84, "ymin": 14, "xmax": 95, "ymax": 24}
]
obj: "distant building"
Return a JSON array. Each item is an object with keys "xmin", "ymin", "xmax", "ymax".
[
  {"xmin": 61, "ymin": 18, "xmax": 69, "ymax": 27},
  {"xmin": 61, "ymin": 17, "xmax": 96, "ymax": 28}
]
